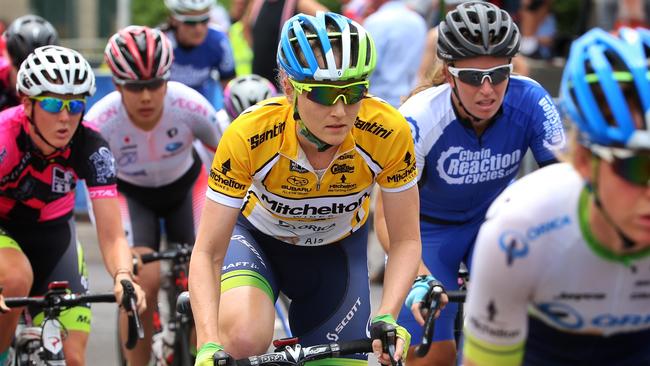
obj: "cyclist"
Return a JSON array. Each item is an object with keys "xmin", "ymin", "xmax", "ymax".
[
  {"xmin": 162, "ymin": 0, "xmax": 236, "ymax": 108},
  {"xmin": 0, "ymin": 45, "xmax": 145, "ymax": 366},
  {"xmin": 85, "ymin": 25, "xmax": 223, "ymax": 366},
  {"xmin": 189, "ymin": 11, "xmax": 420, "ymax": 366},
  {"xmin": 463, "ymin": 27, "xmax": 650, "ymax": 366},
  {"xmin": 373, "ymin": 2, "xmax": 566, "ymax": 365},
  {"xmin": 222, "ymin": 74, "xmax": 277, "ymax": 120},
  {"xmin": 0, "ymin": 14, "xmax": 58, "ymax": 111}
]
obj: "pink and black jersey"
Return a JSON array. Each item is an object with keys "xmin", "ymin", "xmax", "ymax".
[{"xmin": 0, "ymin": 105, "xmax": 117, "ymax": 223}]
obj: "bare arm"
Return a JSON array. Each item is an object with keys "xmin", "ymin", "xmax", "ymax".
[
  {"xmin": 91, "ymin": 197, "xmax": 146, "ymax": 312},
  {"xmin": 375, "ymin": 185, "xmax": 421, "ymax": 317},
  {"xmin": 189, "ymin": 199, "xmax": 240, "ymax": 347}
]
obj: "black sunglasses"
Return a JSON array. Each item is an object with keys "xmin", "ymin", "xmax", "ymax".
[{"xmin": 115, "ymin": 78, "xmax": 166, "ymax": 93}]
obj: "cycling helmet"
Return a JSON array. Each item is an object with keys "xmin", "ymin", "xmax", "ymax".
[
  {"xmin": 560, "ymin": 27, "xmax": 650, "ymax": 150},
  {"xmin": 437, "ymin": 1, "xmax": 520, "ymax": 61},
  {"xmin": 224, "ymin": 74, "xmax": 277, "ymax": 119},
  {"xmin": 5, "ymin": 15, "xmax": 59, "ymax": 69},
  {"xmin": 104, "ymin": 25, "xmax": 174, "ymax": 81},
  {"xmin": 277, "ymin": 11, "xmax": 376, "ymax": 81},
  {"xmin": 164, "ymin": 0, "xmax": 214, "ymax": 13},
  {"xmin": 17, "ymin": 45, "xmax": 95, "ymax": 97}
]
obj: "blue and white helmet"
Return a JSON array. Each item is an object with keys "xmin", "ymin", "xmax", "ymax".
[
  {"xmin": 277, "ymin": 11, "xmax": 376, "ymax": 82},
  {"xmin": 560, "ymin": 27, "xmax": 650, "ymax": 150}
]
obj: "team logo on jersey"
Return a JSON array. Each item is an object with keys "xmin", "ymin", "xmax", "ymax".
[
  {"xmin": 289, "ymin": 161, "xmax": 308, "ymax": 173},
  {"xmin": 287, "ymin": 176, "xmax": 309, "ymax": 187},
  {"xmin": 337, "ymin": 152, "xmax": 355, "ymax": 161},
  {"xmin": 277, "ymin": 220, "xmax": 336, "ymax": 234},
  {"xmin": 209, "ymin": 159, "xmax": 246, "ymax": 191},
  {"xmin": 165, "ymin": 142, "xmax": 183, "ymax": 152},
  {"xmin": 537, "ymin": 95, "xmax": 566, "ymax": 150},
  {"xmin": 405, "ymin": 116, "xmax": 421, "ymax": 142},
  {"xmin": 329, "ymin": 174, "xmax": 357, "ymax": 191},
  {"xmin": 437, "ymin": 146, "xmax": 521, "ymax": 185},
  {"xmin": 499, "ymin": 231, "xmax": 529, "ymax": 266},
  {"xmin": 89, "ymin": 147, "xmax": 116, "ymax": 184},
  {"xmin": 249, "ymin": 122, "xmax": 286, "ymax": 149},
  {"xmin": 468, "ymin": 300, "xmax": 520, "ymax": 339},
  {"xmin": 117, "ymin": 151, "xmax": 137, "ymax": 167},
  {"xmin": 330, "ymin": 164, "xmax": 354, "ymax": 174},
  {"xmin": 221, "ymin": 159, "xmax": 232, "ymax": 175},
  {"xmin": 167, "ymin": 128, "xmax": 178, "ymax": 138},
  {"xmin": 354, "ymin": 119, "xmax": 394, "ymax": 139},
  {"xmin": 51, "ymin": 167, "xmax": 75, "ymax": 194},
  {"xmin": 535, "ymin": 302, "xmax": 583, "ymax": 329},
  {"xmin": 387, "ymin": 152, "xmax": 417, "ymax": 183}
]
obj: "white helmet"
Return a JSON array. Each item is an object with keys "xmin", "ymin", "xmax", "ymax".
[
  {"xmin": 164, "ymin": 0, "xmax": 214, "ymax": 13},
  {"xmin": 17, "ymin": 45, "xmax": 96, "ymax": 97},
  {"xmin": 223, "ymin": 74, "xmax": 277, "ymax": 119}
]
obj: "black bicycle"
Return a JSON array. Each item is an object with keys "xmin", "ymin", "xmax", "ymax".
[
  {"xmin": 124, "ymin": 243, "xmax": 193, "ymax": 366},
  {"xmin": 176, "ymin": 291, "xmax": 406, "ymax": 366},
  {"xmin": 6, "ymin": 279, "xmax": 142, "ymax": 366}
]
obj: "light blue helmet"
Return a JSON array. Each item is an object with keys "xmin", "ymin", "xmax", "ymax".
[
  {"xmin": 560, "ymin": 27, "xmax": 650, "ymax": 150},
  {"xmin": 277, "ymin": 11, "xmax": 376, "ymax": 82}
]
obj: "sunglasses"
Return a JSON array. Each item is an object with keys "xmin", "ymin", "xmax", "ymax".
[
  {"xmin": 31, "ymin": 96, "xmax": 86, "ymax": 114},
  {"xmin": 593, "ymin": 147, "xmax": 650, "ymax": 187},
  {"xmin": 290, "ymin": 80, "xmax": 369, "ymax": 106},
  {"xmin": 115, "ymin": 78, "xmax": 166, "ymax": 93},
  {"xmin": 173, "ymin": 13, "xmax": 210, "ymax": 26},
  {"xmin": 447, "ymin": 64, "xmax": 513, "ymax": 87}
]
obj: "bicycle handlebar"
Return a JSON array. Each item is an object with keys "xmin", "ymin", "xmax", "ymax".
[
  {"xmin": 133, "ymin": 243, "xmax": 193, "ymax": 275},
  {"xmin": 415, "ymin": 286, "xmax": 466, "ymax": 358},
  {"xmin": 218, "ymin": 338, "xmax": 374, "ymax": 366},
  {"xmin": 5, "ymin": 280, "xmax": 144, "ymax": 350}
]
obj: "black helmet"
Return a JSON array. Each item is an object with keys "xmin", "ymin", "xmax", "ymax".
[
  {"xmin": 5, "ymin": 15, "xmax": 59, "ymax": 68},
  {"xmin": 437, "ymin": 1, "xmax": 520, "ymax": 61}
]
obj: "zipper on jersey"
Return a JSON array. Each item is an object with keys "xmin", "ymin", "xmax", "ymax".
[{"xmin": 312, "ymin": 148, "xmax": 354, "ymax": 192}]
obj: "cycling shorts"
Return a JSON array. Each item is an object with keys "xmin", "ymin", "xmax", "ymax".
[
  {"xmin": 117, "ymin": 159, "xmax": 207, "ymax": 251},
  {"xmin": 221, "ymin": 216, "xmax": 371, "ymax": 364},
  {"xmin": 399, "ymin": 214, "xmax": 484, "ymax": 344},
  {"xmin": 0, "ymin": 218, "xmax": 91, "ymax": 332}
]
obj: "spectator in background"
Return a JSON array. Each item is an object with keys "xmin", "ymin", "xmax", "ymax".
[
  {"xmin": 243, "ymin": 0, "xmax": 327, "ymax": 88},
  {"xmin": 0, "ymin": 15, "xmax": 58, "ymax": 111},
  {"xmin": 596, "ymin": 0, "xmax": 649, "ymax": 30},
  {"xmin": 364, "ymin": 0, "xmax": 427, "ymax": 107},
  {"xmin": 162, "ymin": 0, "xmax": 236, "ymax": 109},
  {"xmin": 518, "ymin": 0, "xmax": 556, "ymax": 58}
]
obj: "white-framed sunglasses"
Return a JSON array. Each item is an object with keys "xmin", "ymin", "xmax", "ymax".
[{"xmin": 447, "ymin": 64, "xmax": 514, "ymax": 87}]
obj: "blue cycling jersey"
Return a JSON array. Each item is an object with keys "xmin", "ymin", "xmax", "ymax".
[
  {"xmin": 399, "ymin": 76, "xmax": 565, "ymax": 223},
  {"xmin": 166, "ymin": 27, "xmax": 236, "ymax": 100}
]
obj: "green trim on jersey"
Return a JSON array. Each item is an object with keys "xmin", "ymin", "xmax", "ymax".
[
  {"xmin": 0, "ymin": 229, "xmax": 21, "ymax": 252},
  {"xmin": 221, "ymin": 269, "xmax": 274, "ymax": 301},
  {"xmin": 579, "ymin": 187, "xmax": 650, "ymax": 265},
  {"xmin": 305, "ymin": 358, "xmax": 368, "ymax": 365},
  {"xmin": 33, "ymin": 306, "xmax": 92, "ymax": 333},
  {"xmin": 463, "ymin": 328, "xmax": 524, "ymax": 366}
]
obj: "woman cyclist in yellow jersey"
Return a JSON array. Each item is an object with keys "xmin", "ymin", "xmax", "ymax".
[{"xmin": 189, "ymin": 11, "xmax": 421, "ymax": 366}]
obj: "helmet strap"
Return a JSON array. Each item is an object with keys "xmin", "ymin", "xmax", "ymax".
[
  {"xmin": 292, "ymin": 95, "xmax": 332, "ymax": 152},
  {"xmin": 27, "ymin": 101, "xmax": 81, "ymax": 155},
  {"xmin": 449, "ymin": 78, "xmax": 484, "ymax": 123},
  {"xmin": 589, "ymin": 157, "xmax": 637, "ymax": 249}
]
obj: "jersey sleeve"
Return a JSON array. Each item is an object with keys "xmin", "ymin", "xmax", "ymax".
[
  {"xmin": 206, "ymin": 126, "xmax": 251, "ymax": 208},
  {"xmin": 399, "ymin": 96, "xmax": 434, "ymax": 183},
  {"xmin": 75, "ymin": 126, "xmax": 118, "ymax": 200},
  {"xmin": 212, "ymin": 30, "xmax": 236, "ymax": 80},
  {"xmin": 374, "ymin": 112, "xmax": 418, "ymax": 192},
  {"xmin": 526, "ymin": 88, "xmax": 566, "ymax": 164},
  {"xmin": 463, "ymin": 190, "xmax": 541, "ymax": 366},
  {"xmin": 187, "ymin": 93, "xmax": 221, "ymax": 151}
]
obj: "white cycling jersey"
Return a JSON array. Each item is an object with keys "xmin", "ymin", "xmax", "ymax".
[
  {"xmin": 464, "ymin": 163, "xmax": 650, "ymax": 365},
  {"xmin": 85, "ymin": 81, "xmax": 229, "ymax": 187}
]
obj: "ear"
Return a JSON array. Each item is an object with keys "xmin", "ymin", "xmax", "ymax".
[
  {"xmin": 21, "ymin": 95, "xmax": 33, "ymax": 116},
  {"xmin": 442, "ymin": 62, "xmax": 453, "ymax": 84},
  {"xmin": 573, "ymin": 144, "xmax": 593, "ymax": 182},
  {"xmin": 281, "ymin": 77, "xmax": 293, "ymax": 99}
]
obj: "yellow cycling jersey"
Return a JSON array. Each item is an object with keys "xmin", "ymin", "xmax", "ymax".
[{"xmin": 207, "ymin": 96, "xmax": 418, "ymax": 246}]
